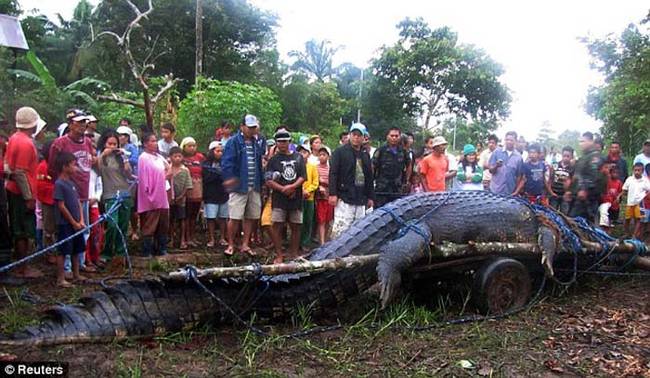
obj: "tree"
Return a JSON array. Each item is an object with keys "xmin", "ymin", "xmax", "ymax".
[
  {"xmin": 332, "ymin": 62, "xmax": 363, "ymax": 126},
  {"xmin": 93, "ymin": 0, "xmax": 180, "ymax": 130},
  {"xmin": 536, "ymin": 120, "xmax": 554, "ymax": 145},
  {"xmin": 441, "ymin": 117, "xmax": 498, "ymax": 152},
  {"xmin": 556, "ymin": 130, "xmax": 581, "ymax": 155},
  {"xmin": 372, "ymin": 18, "xmax": 511, "ymax": 132},
  {"xmin": 177, "ymin": 78, "xmax": 282, "ymax": 149},
  {"xmin": 288, "ymin": 39, "xmax": 340, "ymax": 82},
  {"xmin": 584, "ymin": 21, "xmax": 650, "ymax": 158},
  {"xmin": 280, "ymin": 74, "xmax": 346, "ymax": 145}
]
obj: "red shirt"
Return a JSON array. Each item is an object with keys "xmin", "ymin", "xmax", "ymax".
[
  {"xmin": 183, "ymin": 153, "xmax": 205, "ymax": 180},
  {"xmin": 602, "ymin": 178, "xmax": 623, "ymax": 211},
  {"xmin": 5, "ymin": 131, "xmax": 38, "ymax": 197},
  {"xmin": 49, "ymin": 135, "xmax": 94, "ymax": 200},
  {"xmin": 419, "ymin": 153, "xmax": 449, "ymax": 192},
  {"xmin": 36, "ymin": 160, "xmax": 55, "ymax": 205}
]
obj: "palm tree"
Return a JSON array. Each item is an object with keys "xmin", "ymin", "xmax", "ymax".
[{"xmin": 289, "ymin": 39, "xmax": 341, "ymax": 82}]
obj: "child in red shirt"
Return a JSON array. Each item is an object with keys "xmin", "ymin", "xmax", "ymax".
[
  {"xmin": 36, "ymin": 142, "xmax": 56, "ymax": 262},
  {"xmin": 598, "ymin": 166, "xmax": 623, "ymax": 233}
]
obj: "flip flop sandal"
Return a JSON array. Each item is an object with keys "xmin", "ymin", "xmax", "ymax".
[
  {"xmin": 57, "ymin": 281, "xmax": 73, "ymax": 288},
  {"xmin": 206, "ymin": 241, "xmax": 215, "ymax": 248},
  {"xmin": 241, "ymin": 248, "xmax": 256, "ymax": 257},
  {"xmin": 224, "ymin": 246, "xmax": 235, "ymax": 256}
]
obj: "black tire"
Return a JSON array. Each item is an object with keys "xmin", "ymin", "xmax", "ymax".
[{"xmin": 473, "ymin": 258, "xmax": 532, "ymax": 315}]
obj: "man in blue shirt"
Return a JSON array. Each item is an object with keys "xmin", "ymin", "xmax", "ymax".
[
  {"xmin": 488, "ymin": 131, "xmax": 523, "ymax": 195},
  {"xmin": 221, "ymin": 114, "xmax": 264, "ymax": 256}
]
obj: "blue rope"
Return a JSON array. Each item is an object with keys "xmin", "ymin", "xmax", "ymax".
[{"xmin": 0, "ymin": 183, "xmax": 135, "ymax": 276}]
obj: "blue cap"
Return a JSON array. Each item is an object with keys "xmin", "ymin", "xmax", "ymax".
[
  {"xmin": 350, "ymin": 122, "xmax": 368, "ymax": 136},
  {"xmin": 463, "ymin": 144, "xmax": 476, "ymax": 155}
]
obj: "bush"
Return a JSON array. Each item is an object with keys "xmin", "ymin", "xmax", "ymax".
[{"xmin": 177, "ymin": 78, "xmax": 282, "ymax": 151}]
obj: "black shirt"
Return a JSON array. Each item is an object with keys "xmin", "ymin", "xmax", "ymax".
[{"xmin": 266, "ymin": 152, "xmax": 306, "ymax": 210}]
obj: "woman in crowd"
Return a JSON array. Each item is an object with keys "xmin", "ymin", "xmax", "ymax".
[
  {"xmin": 137, "ymin": 132, "xmax": 170, "ymax": 257},
  {"xmin": 98, "ymin": 130, "xmax": 133, "ymax": 269}
]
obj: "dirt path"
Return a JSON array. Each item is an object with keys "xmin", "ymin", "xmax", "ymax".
[{"xmin": 0, "ymin": 248, "xmax": 649, "ymax": 377}]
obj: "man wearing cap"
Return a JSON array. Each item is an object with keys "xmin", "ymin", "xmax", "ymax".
[
  {"xmin": 49, "ymin": 109, "xmax": 97, "ymax": 272},
  {"xmin": 373, "ymin": 127, "xmax": 411, "ymax": 207},
  {"xmin": 5, "ymin": 107, "xmax": 46, "ymax": 278},
  {"xmin": 329, "ymin": 123, "xmax": 374, "ymax": 239},
  {"xmin": 418, "ymin": 136, "xmax": 450, "ymax": 192},
  {"xmin": 85, "ymin": 115, "xmax": 101, "ymax": 146},
  {"xmin": 633, "ymin": 139, "xmax": 650, "ymax": 178},
  {"xmin": 488, "ymin": 131, "xmax": 524, "ymax": 196},
  {"xmin": 266, "ymin": 130, "xmax": 306, "ymax": 262},
  {"xmin": 222, "ymin": 114, "xmax": 265, "ymax": 255}
]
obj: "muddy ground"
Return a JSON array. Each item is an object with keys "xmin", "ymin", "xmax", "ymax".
[{"xmin": 0, "ymin": 242, "xmax": 649, "ymax": 377}]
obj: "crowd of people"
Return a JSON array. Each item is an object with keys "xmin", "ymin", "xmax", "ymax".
[{"xmin": 1, "ymin": 105, "xmax": 649, "ymax": 288}]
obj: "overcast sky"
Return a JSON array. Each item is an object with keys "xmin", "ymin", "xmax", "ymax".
[{"xmin": 19, "ymin": 0, "xmax": 649, "ymax": 140}]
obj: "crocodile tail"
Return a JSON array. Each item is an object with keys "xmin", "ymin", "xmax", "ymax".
[{"xmin": 0, "ymin": 279, "xmax": 218, "ymax": 347}]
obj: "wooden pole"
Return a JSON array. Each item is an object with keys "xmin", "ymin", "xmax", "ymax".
[
  {"xmin": 165, "ymin": 240, "xmax": 649, "ymax": 281},
  {"xmin": 166, "ymin": 254, "xmax": 380, "ymax": 281},
  {"xmin": 195, "ymin": 0, "xmax": 203, "ymax": 85}
]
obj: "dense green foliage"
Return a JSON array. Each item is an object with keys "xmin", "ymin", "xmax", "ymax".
[
  {"xmin": 584, "ymin": 20, "xmax": 650, "ymax": 157},
  {"xmin": 177, "ymin": 78, "xmax": 282, "ymax": 149},
  {"xmin": 1, "ymin": 0, "xmax": 518, "ymax": 146}
]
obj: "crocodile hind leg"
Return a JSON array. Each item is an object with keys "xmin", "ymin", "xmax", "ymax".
[{"xmin": 376, "ymin": 225, "xmax": 432, "ymax": 308}]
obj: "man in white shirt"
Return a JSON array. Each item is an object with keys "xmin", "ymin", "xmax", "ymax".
[
  {"xmin": 479, "ymin": 134, "xmax": 498, "ymax": 189},
  {"xmin": 633, "ymin": 139, "xmax": 650, "ymax": 177}
]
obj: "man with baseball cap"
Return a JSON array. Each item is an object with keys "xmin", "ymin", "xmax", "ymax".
[
  {"xmin": 221, "ymin": 114, "xmax": 265, "ymax": 256},
  {"xmin": 5, "ymin": 107, "xmax": 46, "ymax": 278},
  {"xmin": 418, "ymin": 136, "xmax": 450, "ymax": 192},
  {"xmin": 329, "ymin": 123, "xmax": 374, "ymax": 238},
  {"xmin": 633, "ymin": 139, "xmax": 650, "ymax": 178}
]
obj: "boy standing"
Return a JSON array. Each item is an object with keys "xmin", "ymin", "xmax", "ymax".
[
  {"xmin": 266, "ymin": 130, "xmax": 306, "ymax": 263},
  {"xmin": 169, "ymin": 147, "xmax": 193, "ymax": 249},
  {"xmin": 514, "ymin": 143, "xmax": 556, "ymax": 205},
  {"xmin": 620, "ymin": 163, "xmax": 650, "ymax": 238},
  {"xmin": 53, "ymin": 152, "xmax": 86, "ymax": 287},
  {"xmin": 158, "ymin": 123, "xmax": 178, "ymax": 158}
]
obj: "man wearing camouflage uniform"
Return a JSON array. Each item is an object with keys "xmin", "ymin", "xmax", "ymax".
[
  {"xmin": 567, "ymin": 132, "xmax": 605, "ymax": 223},
  {"xmin": 372, "ymin": 127, "xmax": 411, "ymax": 208}
]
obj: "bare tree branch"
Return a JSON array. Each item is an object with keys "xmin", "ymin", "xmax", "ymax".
[
  {"xmin": 97, "ymin": 94, "xmax": 144, "ymax": 108},
  {"xmin": 151, "ymin": 76, "xmax": 181, "ymax": 104}
]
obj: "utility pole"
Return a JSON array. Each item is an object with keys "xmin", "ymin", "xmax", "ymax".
[
  {"xmin": 195, "ymin": 0, "xmax": 203, "ymax": 85},
  {"xmin": 356, "ymin": 68, "xmax": 364, "ymax": 123}
]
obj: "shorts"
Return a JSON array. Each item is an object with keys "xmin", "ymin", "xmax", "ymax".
[
  {"xmin": 641, "ymin": 207, "xmax": 650, "ymax": 223},
  {"xmin": 170, "ymin": 204, "xmax": 186, "ymax": 220},
  {"xmin": 598, "ymin": 202, "xmax": 612, "ymax": 227},
  {"xmin": 8, "ymin": 192, "xmax": 35, "ymax": 241},
  {"xmin": 261, "ymin": 199, "xmax": 273, "ymax": 227},
  {"xmin": 331, "ymin": 200, "xmax": 366, "ymax": 239},
  {"xmin": 204, "ymin": 202, "xmax": 228, "ymax": 219},
  {"xmin": 271, "ymin": 207, "xmax": 303, "ymax": 224},
  {"xmin": 625, "ymin": 204, "xmax": 642, "ymax": 220},
  {"xmin": 57, "ymin": 223, "xmax": 85, "ymax": 256},
  {"xmin": 228, "ymin": 190, "xmax": 261, "ymax": 220},
  {"xmin": 315, "ymin": 199, "xmax": 334, "ymax": 224}
]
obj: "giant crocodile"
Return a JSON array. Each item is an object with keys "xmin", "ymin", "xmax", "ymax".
[{"xmin": 0, "ymin": 190, "xmax": 642, "ymax": 347}]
